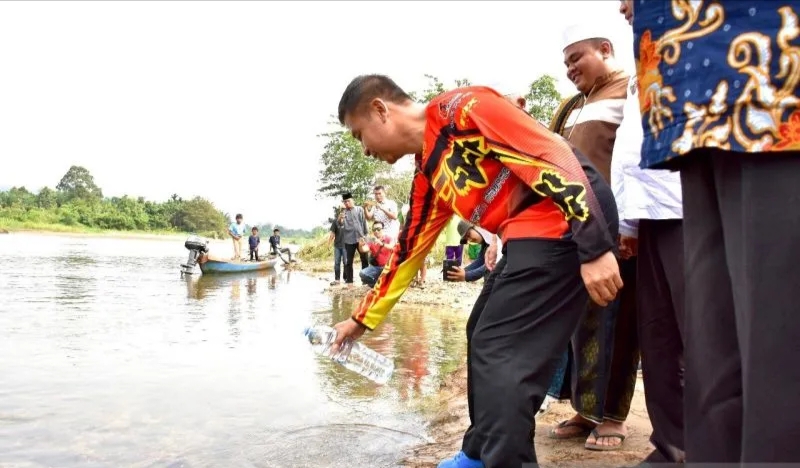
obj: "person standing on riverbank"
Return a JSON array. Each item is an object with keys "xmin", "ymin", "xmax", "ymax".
[
  {"xmin": 328, "ymin": 209, "xmax": 346, "ymax": 285},
  {"xmin": 228, "ymin": 213, "xmax": 246, "ymax": 261},
  {"xmin": 545, "ymin": 24, "xmax": 638, "ymax": 451},
  {"xmin": 634, "ymin": 1, "xmax": 800, "ymax": 462},
  {"xmin": 365, "ymin": 185, "xmax": 399, "ymax": 241},
  {"xmin": 329, "ymin": 74, "xmax": 622, "ymax": 468},
  {"xmin": 614, "ymin": 1, "xmax": 685, "ymax": 463},
  {"xmin": 341, "ymin": 192, "xmax": 368, "ymax": 287}
]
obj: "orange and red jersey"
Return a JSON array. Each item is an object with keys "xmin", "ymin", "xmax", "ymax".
[{"xmin": 352, "ymin": 86, "xmax": 615, "ymax": 330}]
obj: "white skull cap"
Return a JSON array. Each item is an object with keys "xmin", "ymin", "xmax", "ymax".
[{"xmin": 562, "ymin": 23, "xmax": 615, "ymax": 51}]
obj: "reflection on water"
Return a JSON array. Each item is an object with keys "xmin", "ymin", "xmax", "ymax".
[{"xmin": 0, "ymin": 233, "xmax": 467, "ymax": 468}]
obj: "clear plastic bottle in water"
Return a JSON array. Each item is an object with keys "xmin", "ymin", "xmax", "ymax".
[{"xmin": 303, "ymin": 325, "xmax": 395, "ymax": 385}]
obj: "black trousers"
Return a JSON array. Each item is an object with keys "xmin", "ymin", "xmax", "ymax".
[
  {"xmin": 249, "ymin": 247, "xmax": 258, "ymax": 261},
  {"xmin": 343, "ymin": 243, "xmax": 368, "ymax": 284},
  {"xmin": 681, "ymin": 149, "xmax": 800, "ymax": 462},
  {"xmin": 461, "ymin": 239, "xmax": 589, "ymax": 467},
  {"xmin": 637, "ymin": 218, "xmax": 685, "ymax": 462}
]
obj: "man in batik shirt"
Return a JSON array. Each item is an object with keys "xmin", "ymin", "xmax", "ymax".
[
  {"xmin": 330, "ymin": 74, "xmax": 622, "ymax": 468},
  {"xmin": 634, "ymin": 0, "xmax": 800, "ymax": 462}
]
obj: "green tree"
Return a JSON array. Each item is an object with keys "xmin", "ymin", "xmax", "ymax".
[
  {"xmin": 171, "ymin": 196, "xmax": 228, "ymax": 233},
  {"xmin": 56, "ymin": 165, "xmax": 103, "ymax": 201},
  {"xmin": 316, "ymin": 126, "xmax": 384, "ymax": 205},
  {"xmin": 524, "ymin": 74, "xmax": 563, "ymax": 124},
  {"xmin": 36, "ymin": 187, "xmax": 57, "ymax": 209},
  {"xmin": 0, "ymin": 186, "xmax": 35, "ymax": 208}
]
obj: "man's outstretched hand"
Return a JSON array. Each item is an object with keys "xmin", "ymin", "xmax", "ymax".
[
  {"xmin": 330, "ymin": 318, "xmax": 367, "ymax": 354},
  {"xmin": 580, "ymin": 251, "xmax": 623, "ymax": 306}
]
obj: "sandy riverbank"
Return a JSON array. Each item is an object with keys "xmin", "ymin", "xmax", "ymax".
[
  {"xmin": 0, "ymin": 226, "xmax": 188, "ymax": 241},
  {"xmin": 296, "ymin": 259, "xmax": 653, "ymax": 467}
]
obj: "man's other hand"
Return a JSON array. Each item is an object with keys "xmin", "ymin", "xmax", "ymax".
[
  {"xmin": 580, "ymin": 251, "xmax": 623, "ymax": 306},
  {"xmin": 485, "ymin": 242, "xmax": 498, "ymax": 271}
]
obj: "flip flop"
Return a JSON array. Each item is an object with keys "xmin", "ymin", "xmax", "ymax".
[
  {"xmin": 584, "ymin": 428, "xmax": 627, "ymax": 451},
  {"xmin": 548, "ymin": 419, "xmax": 596, "ymax": 439}
]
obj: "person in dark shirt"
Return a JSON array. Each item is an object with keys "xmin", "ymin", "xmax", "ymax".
[
  {"xmin": 248, "ymin": 227, "xmax": 260, "ymax": 261},
  {"xmin": 328, "ymin": 209, "xmax": 346, "ymax": 285},
  {"xmin": 268, "ymin": 228, "xmax": 293, "ymax": 263}
]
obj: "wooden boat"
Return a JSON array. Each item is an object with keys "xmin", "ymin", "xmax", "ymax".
[{"xmin": 197, "ymin": 252, "xmax": 281, "ymax": 274}]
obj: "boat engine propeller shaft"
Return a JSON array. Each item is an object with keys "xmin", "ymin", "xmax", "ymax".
[{"xmin": 181, "ymin": 236, "xmax": 210, "ymax": 275}]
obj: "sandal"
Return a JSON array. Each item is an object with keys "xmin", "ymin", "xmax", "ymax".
[
  {"xmin": 584, "ymin": 428, "xmax": 626, "ymax": 451},
  {"xmin": 548, "ymin": 419, "xmax": 596, "ymax": 440}
]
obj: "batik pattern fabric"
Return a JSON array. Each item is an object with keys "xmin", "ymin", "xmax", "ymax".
[{"xmin": 634, "ymin": 0, "xmax": 800, "ymax": 169}]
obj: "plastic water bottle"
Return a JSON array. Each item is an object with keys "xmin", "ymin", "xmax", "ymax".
[{"xmin": 303, "ymin": 325, "xmax": 395, "ymax": 385}]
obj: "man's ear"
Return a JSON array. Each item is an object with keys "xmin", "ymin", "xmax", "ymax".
[
  {"xmin": 371, "ymin": 98, "xmax": 389, "ymax": 122},
  {"xmin": 600, "ymin": 40, "xmax": 613, "ymax": 59}
]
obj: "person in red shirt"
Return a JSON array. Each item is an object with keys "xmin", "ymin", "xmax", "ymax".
[
  {"xmin": 358, "ymin": 221, "xmax": 394, "ymax": 287},
  {"xmin": 330, "ymin": 74, "xmax": 622, "ymax": 468}
]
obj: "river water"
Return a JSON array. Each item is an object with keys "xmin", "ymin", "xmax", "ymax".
[{"xmin": 0, "ymin": 233, "xmax": 467, "ymax": 468}]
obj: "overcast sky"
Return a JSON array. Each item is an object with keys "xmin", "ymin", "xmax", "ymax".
[{"xmin": 0, "ymin": 1, "xmax": 634, "ymax": 230}]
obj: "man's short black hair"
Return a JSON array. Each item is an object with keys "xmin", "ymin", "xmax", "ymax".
[
  {"xmin": 235, "ymin": 213, "xmax": 243, "ymax": 220},
  {"xmin": 273, "ymin": 228, "xmax": 279, "ymax": 232},
  {"xmin": 373, "ymin": 185, "xmax": 385, "ymax": 192},
  {"xmin": 338, "ymin": 74, "xmax": 413, "ymax": 125},
  {"xmin": 372, "ymin": 221, "xmax": 384, "ymax": 229}
]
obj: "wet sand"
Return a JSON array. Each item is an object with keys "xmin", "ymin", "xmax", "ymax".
[{"xmin": 295, "ymin": 259, "xmax": 653, "ymax": 467}]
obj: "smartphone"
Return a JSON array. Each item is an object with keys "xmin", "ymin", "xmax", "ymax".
[{"xmin": 442, "ymin": 259, "xmax": 461, "ymax": 282}]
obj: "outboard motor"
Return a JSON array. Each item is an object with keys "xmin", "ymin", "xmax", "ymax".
[{"xmin": 180, "ymin": 235, "xmax": 210, "ymax": 275}]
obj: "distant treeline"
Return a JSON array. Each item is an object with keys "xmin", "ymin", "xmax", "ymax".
[{"xmin": 0, "ymin": 165, "xmax": 320, "ymax": 239}]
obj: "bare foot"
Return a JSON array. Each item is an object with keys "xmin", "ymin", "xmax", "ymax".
[
  {"xmin": 549, "ymin": 413, "xmax": 596, "ymax": 439},
  {"xmin": 585, "ymin": 420, "xmax": 627, "ymax": 449}
]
